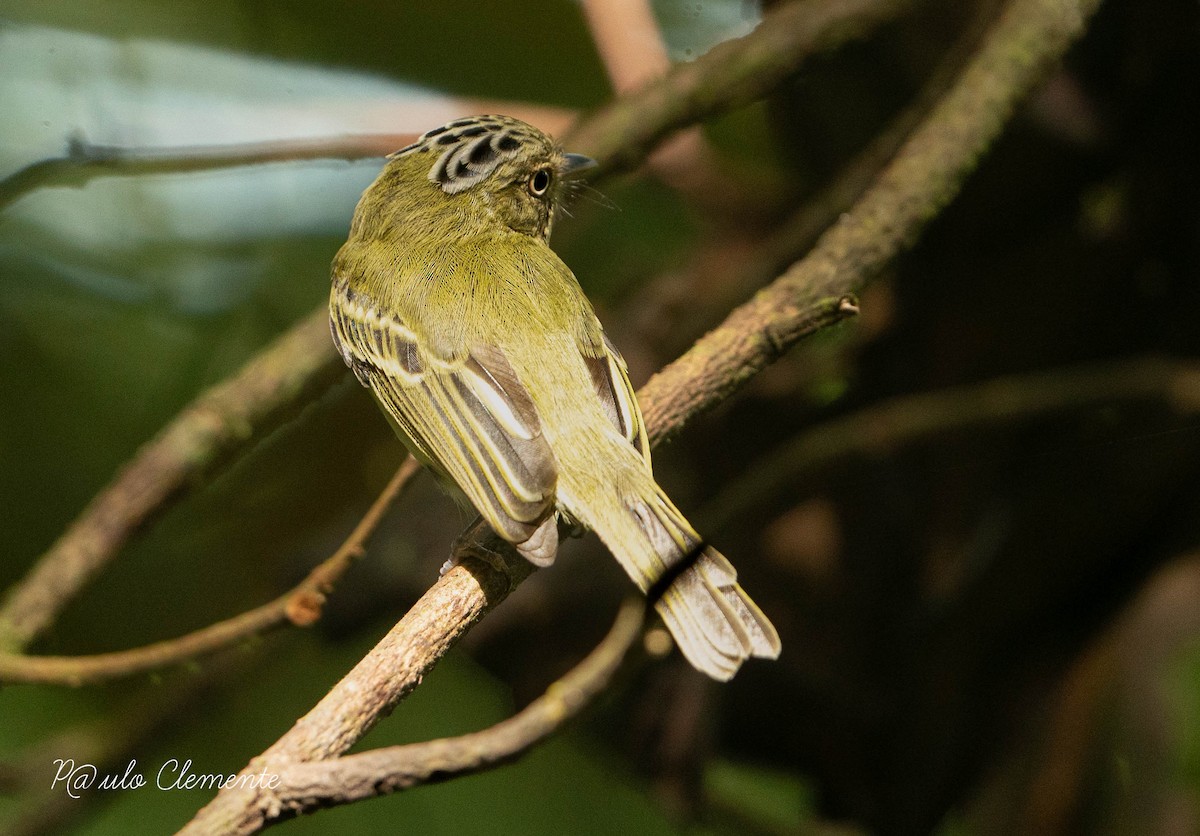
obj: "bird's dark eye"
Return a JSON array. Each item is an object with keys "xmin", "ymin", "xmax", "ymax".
[{"xmin": 528, "ymin": 168, "xmax": 552, "ymax": 196}]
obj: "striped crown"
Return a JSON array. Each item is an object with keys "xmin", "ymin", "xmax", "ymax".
[{"xmin": 392, "ymin": 115, "xmax": 550, "ymax": 195}]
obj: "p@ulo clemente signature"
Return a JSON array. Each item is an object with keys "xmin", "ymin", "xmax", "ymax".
[{"xmin": 50, "ymin": 758, "xmax": 280, "ymax": 798}]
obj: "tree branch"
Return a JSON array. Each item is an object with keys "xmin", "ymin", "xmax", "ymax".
[
  {"xmin": 267, "ymin": 598, "xmax": 645, "ymax": 819},
  {"xmin": 0, "ymin": 135, "xmax": 408, "ymax": 212},
  {"xmin": 705, "ymin": 358, "xmax": 1200, "ymax": 531},
  {"xmin": 175, "ymin": 529, "xmax": 535, "ymax": 834},
  {"xmin": 638, "ymin": 0, "xmax": 1104, "ymax": 445},
  {"xmin": 0, "ymin": 457, "xmax": 420, "ymax": 686},
  {"xmin": 568, "ymin": 0, "xmax": 920, "ymax": 176},
  {"xmin": 0, "ymin": 102, "xmax": 575, "ymax": 212}
]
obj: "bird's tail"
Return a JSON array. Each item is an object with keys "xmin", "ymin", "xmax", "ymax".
[{"xmin": 568, "ymin": 478, "xmax": 781, "ymax": 681}]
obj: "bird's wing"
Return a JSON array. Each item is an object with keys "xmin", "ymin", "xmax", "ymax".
[
  {"xmin": 331, "ymin": 280, "xmax": 560, "ymax": 564},
  {"xmin": 581, "ymin": 332, "xmax": 652, "ymax": 468}
]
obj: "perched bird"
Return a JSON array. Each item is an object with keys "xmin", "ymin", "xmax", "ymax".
[{"xmin": 329, "ymin": 115, "xmax": 779, "ymax": 680}]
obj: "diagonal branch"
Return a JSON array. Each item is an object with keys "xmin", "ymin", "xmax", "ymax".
[
  {"xmin": 269, "ymin": 598, "xmax": 646, "ymax": 818},
  {"xmin": 568, "ymin": 0, "xmax": 920, "ymax": 176},
  {"xmin": 637, "ymin": 0, "xmax": 1103, "ymax": 445}
]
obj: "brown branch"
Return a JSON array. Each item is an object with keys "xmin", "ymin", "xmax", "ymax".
[
  {"xmin": 0, "ymin": 0, "xmax": 924, "ymax": 658},
  {"xmin": 627, "ymin": 2, "xmax": 988, "ymax": 356},
  {"xmin": 267, "ymin": 598, "xmax": 645, "ymax": 818},
  {"xmin": 0, "ymin": 457, "xmax": 420, "ymax": 686},
  {"xmin": 182, "ymin": 1, "xmax": 1108, "ymax": 829},
  {"xmin": 176, "ymin": 529, "xmax": 532, "ymax": 834},
  {"xmin": 705, "ymin": 358, "xmax": 1200, "ymax": 531},
  {"xmin": 0, "ymin": 102, "xmax": 575, "ymax": 212},
  {"xmin": 568, "ymin": 0, "xmax": 921, "ymax": 177},
  {"xmin": 638, "ymin": 0, "xmax": 1105, "ymax": 446},
  {"xmin": 0, "ymin": 135, "xmax": 408, "ymax": 212}
]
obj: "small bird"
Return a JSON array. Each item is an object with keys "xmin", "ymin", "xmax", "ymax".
[{"xmin": 329, "ymin": 115, "xmax": 779, "ymax": 680}]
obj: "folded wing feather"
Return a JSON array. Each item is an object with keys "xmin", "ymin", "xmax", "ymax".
[{"xmin": 330, "ymin": 280, "xmax": 559, "ymax": 564}]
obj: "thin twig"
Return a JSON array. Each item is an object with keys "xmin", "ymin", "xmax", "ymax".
[
  {"xmin": 0, "ymin": 457, "xmax": 420, "ymax": 686},
  {"xmin": 704, "ymin": 358, "xmax": 1200, "ymax": 532},
  {"xmin": 0, "ymin": 103, "xmax": 575, "ymax": 212},
  {"xmin": 0, "ymin": 135, "xmax": 408, "ymax": 212},
  {"xmin": 267, "ymin": 598, "xmax": 646, "ymax": 818}
]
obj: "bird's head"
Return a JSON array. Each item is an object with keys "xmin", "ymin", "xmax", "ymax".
[{"xmin": 385, "ymin": 115, "xmax": 595, "ymax": 240}]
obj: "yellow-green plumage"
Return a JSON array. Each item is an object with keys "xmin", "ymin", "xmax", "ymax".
[{"xmin": 330, "ymin": 115, "xmax": 779, "ymax": 679}]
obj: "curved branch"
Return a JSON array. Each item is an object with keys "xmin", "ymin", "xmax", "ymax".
[
  {"xmin": 0, "ymin": 457, "xmax": 420, "ymax": 686},
  {"xmin": 269, "ymin": 598, "xmax": 645, "ymax": 818},
  {"xmin": 705, "ymin": 358, "xmax": 1200, "ymax": 532}
]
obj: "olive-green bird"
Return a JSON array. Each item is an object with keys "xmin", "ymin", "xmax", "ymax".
[{"xmin": 329, "ymin": 115, "xmax": 779, "ymax": 680}]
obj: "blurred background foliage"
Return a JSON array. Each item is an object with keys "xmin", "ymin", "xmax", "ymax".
[{"xmin": 1, "ymin": 0, "xmax": 1199, "ymax": 834}]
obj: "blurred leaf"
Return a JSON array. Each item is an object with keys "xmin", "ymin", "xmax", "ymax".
[{"xmin": 705, "ymin": 757, "xmax": 818, "ymax": 834}]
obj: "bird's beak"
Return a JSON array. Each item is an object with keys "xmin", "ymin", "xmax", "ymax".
[{"xmin": 562, "ymin": 153, "xmax": 597, "ymax": 177}]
